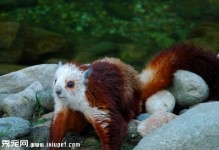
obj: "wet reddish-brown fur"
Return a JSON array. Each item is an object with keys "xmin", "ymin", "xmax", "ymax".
[
  {"xmin": 86, "ymin": 61, "xmax": 141, "ymax": 120},
  {"xmin": 50, "ymin": 58, "xmax": 141, "ymax": 150},
  {"xmin": 86, "ymin": 60, "xmax": 141, "ymax": 150},
  {"xmin": 84, "ymin": 61, "xmax": 141, "ymax": 150},
  {"xmin": 141, "ymin": 43, "xmax": 219, "ymax": 102}
]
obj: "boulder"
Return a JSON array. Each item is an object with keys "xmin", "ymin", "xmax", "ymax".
[
  {"xmin": 0, "ymin": 117, "xmax": 30, "ymax": 141},
  {"xmin": 37, "ymin": 89, "xmax": 54, "ymax": 111},
  {"xmin": 134, "ymin": 102, "xmax": 219, "ymax": 150},
  {"xmin": 25, "ymin": 112, "xmax": 53, "ymax": 146},
  {"xmin": 170, "ymin": 70, "xmax": 209, "ymax": 107},
  {"xmin": 28, "ymin": 126, "xmax": 49, "ymax": 146},
  {"xmin": 146, "ymin": 90, "xmax": 175, "ymax": 114},
  {"xmin": 0, "ymin": 81, "xmax": 43, "ymax": 120},
  {"xmin": 0, "ymin": 64, "xmax": 57, "ymax": 102}
]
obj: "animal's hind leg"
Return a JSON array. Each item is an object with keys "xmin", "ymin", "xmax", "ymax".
[{"xmin": 85, "ymin": 108, "xmax": 127, "ymax": 150}]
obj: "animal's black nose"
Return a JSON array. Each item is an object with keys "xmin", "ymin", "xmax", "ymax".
[{"xmin": 55, "ymin": 86, "xmax": 62, "ymax": 95}]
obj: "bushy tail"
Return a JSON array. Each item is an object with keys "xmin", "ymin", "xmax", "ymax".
[{"xmin": 139, "ymin": 43, "xmax": 219, "ymax": 102}]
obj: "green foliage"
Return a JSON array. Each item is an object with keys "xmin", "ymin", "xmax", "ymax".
[
  {"xmin": 30, "ymin": 118, "xmax": 48, "ymax": 127},
  {"xmin": 0, "ymin": 0, "xmax": 193, "ymax": 45},
  {"xmin": 148, "ymin": 32, "xmax": 176, "ymax": 48},
  {"xmin": 0, "ymin": 131, "xmax": 5, "ymax": 138},
  {"xmin": 0, "ymin": 131, "xmax": 5, "ymax": 142},
  {"xmin": 0, "ymin": 0, "xmax": 197, "ymax": 69},
  {"xmin": 32, "ymin": 93, "xmax": 45, "ymax": 119}
]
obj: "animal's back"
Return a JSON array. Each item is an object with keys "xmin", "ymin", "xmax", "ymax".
[{"xmin": 85, "ymin": 57, "xmax": 142, "ymax": 121}]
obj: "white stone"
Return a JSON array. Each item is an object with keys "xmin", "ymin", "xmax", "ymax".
[{"xmin": 146, "ymin": 90, "xmax": 175, "ymax": 114}]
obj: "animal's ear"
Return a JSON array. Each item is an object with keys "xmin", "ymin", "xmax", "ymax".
[
  {"xmin": 83, "ymin": 68, "xmax": 93, "ymax": 80},
  {"xmin": 58, "ymin": 61, "xmax": 63, "ymax": 68}
]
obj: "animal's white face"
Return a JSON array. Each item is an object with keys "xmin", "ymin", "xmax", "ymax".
[{"xmin": 53, "ymin": 63, "xmax": 93, "ymax": 112}]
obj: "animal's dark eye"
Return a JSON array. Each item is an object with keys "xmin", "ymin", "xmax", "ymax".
[
  {"xmin": 67, "ymin": 81, "xmax": 75, "ymax": 88},
  {"xmin": 54, "ymin": 79, "xmax": 57, "ymax": 83}
]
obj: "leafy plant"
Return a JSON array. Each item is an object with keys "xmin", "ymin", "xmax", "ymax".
[{"xmin": 32, "ymin": 93, "xmax": 45, "ymax": 119}]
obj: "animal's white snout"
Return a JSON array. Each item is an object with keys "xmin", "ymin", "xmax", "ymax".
[{"xmin": 55, "ymin": 86, "xmax": 62, "ymax": 96}]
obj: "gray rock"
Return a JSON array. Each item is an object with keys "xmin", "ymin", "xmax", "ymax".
[
  {"xmin": 37, "ymin": 89, "xmax": 54, "ymax": 111},
  {"xmin": 0, "ymin": 64, "xmax": 57, "ymax": 101},
  {"xmin": 1, "ymin": 81, "xmax": 43, "ymax": 120},
  {"xmin": 0, "ymin": 64, "xmax": 57, "ymax": 91},
  {"xmin": 24, "ymin": 112, "xmax": 54, "ymax": 147},
  {"xmin": 170, "ymin": 70, "xmax": 209, "ymax": 107},
  {"xmin": 134, "ymin": 102, "xmax": 219, "ymax": 150},
  {"xmin": 0, "ymin": 93, "xmax": 9, "ymax": 104},
  {"xmin": 0, "ymin": 117, "xmax": 30, "ymax": 141},
  {"xmin": 22, "ymin": 125, "xmax": 49, "ymax": 150},
  {"xmin": 29, "ymin": 126, "xmax": 49, "ymax": 144}
]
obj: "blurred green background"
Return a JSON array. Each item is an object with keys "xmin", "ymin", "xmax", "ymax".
[{"xmin": 0, "ymin": 0, "xmax": 219, "ymax": 75}]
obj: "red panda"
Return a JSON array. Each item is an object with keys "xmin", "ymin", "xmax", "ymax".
[
  {"xmin": 49, "ymin": 57, "xmax": 142, "ymax": 150},
  {"xmin": 139, "ymin": 43, "xmax": 219, "ymax": 111}
]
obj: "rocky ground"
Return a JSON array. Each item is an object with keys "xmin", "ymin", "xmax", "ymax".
[{"xmin": 0, "ymin": 64, "xmax": 218, "ymax": 150}]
